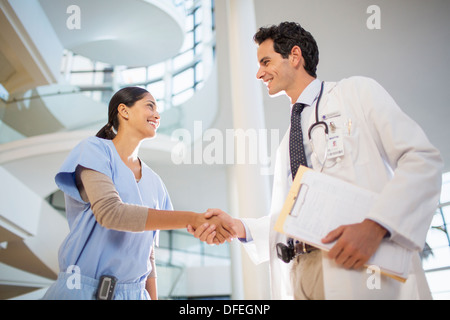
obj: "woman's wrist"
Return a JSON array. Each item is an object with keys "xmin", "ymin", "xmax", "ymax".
[{"xmin": 188, "ymin": 211, "xmax": 204, "ymax": 229}]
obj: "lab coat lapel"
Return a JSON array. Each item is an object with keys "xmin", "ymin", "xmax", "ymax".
[{"xmin": 269, "ymin": 128, "xmax": 295, "ymax": 299}]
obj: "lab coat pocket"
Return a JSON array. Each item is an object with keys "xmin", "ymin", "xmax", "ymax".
[
  {"xmin": 313, "ymin": 113, "xmax": 368, "ymax": 169},
  {"xmin": 342, "ymin": 116, "xmax": 370, "ymax": 166},
  {"xmin": 319, "ymin": 115, "xmax": 370, "ymax": 184}
]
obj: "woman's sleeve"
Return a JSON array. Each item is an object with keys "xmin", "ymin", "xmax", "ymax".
[
  {"xmin": 55, "ymin": 137, "xmax": 114, "ymax": 203},
  {"xmin": 76, "ymin": 166, "xmax": 149, "ymax": 232}
]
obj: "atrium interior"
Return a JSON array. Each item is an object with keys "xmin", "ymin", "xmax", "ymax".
[{"xmin": 1, "ymin": 0, "xmax": 449, "ymax": 300}]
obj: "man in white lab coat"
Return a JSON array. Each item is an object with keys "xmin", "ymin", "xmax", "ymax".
[{"xmin": 191, "ymin": 22, "xmax": 443, "ymax": 299}]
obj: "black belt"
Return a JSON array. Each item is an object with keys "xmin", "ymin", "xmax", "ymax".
[{"xmin": 276, "ymin": 238, "xmax": 317, "ymax": 263}]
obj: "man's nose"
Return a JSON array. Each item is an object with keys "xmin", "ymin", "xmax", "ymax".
[{"xmin": 256, "ymin": 67, "xmax": 265, "ymax": 80}]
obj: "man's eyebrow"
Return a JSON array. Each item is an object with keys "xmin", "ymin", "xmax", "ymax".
[{"xmin": 259, "ymin": 56, "xmax": 270, "ymax": 64}]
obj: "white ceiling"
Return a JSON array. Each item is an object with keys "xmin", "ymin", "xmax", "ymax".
[{"xmin": 38, "ymin": 0, "xmax": 185, "ymax": 66}]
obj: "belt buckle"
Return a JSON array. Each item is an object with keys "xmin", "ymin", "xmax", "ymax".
[
  {"xmin": 277, "ymin": 238, "xmax": 317, "ymax": 263},
  {"xmin": 300, "ymin": 242, "xmax": 308, "ymax": 254},
  {"xmin": 294, "ymin": 241, "xmax": 313, "ymax": 256}
]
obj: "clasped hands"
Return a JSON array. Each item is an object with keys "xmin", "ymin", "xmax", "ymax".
[
  {"xmin": 188, "ymin": 209, "xmax": 243, "ymax": 245},
  {"xmin": 189, "ymin": 209, "xmax": 387, "ymax": 270}
]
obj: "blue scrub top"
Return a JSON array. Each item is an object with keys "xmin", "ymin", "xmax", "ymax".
[{"xmin": 55, "ymin": 136, "xmax": 173, "ymax": 283}]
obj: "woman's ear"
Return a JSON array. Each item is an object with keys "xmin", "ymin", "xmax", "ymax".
[{"xmin": 117, "ymin": 103, "xmax": 129, "ymax": 120}]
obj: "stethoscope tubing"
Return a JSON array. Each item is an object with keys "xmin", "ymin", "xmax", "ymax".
[
  {"xmin": 307, "ymin": 81, "xmax": 328, "ymax": 139},
  {"xmin": 308, "ymin": 81, "xmax": 329, "ymax": 171}
]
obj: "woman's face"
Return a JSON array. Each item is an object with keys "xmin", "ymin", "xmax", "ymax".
[{"xmin": 126, "ymin": 92, "xmax": 160, "ymax": 139}]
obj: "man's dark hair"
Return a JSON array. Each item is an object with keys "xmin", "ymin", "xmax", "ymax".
[{"xmin": 253, "ymin": 22, "xmax": 319, "ymax": 77}]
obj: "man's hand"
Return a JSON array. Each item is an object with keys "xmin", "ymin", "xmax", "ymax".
[{"xmin": 321, "ymin": 219, "xmax": 387, "ymax": 269}]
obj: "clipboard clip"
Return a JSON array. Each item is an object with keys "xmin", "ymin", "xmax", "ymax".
[{"xmin": 289, "ymin": 183, "xmax": 309, "ymax": 217}]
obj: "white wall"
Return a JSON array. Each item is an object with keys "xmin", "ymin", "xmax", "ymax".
[{"xmin": 254, "ymin": 0, "xmax": 450, "ymax": 172}]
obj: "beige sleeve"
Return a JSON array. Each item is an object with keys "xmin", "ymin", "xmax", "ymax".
[{"xmin": 75, "ymin": 166, "xmax": 148, "ymax": 232}]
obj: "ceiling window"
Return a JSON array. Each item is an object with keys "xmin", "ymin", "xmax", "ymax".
[{"xmin": 60, "ymin": 0, "xmax": 215, "ymax": 114}]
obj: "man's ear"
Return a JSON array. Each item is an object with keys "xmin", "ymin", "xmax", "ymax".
[{"xmin": 290, "ymin": 45, "xmax": 303, "ymax": 68}]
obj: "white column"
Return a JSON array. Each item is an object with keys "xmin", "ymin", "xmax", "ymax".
[{"xmin": 226, "ymin": 0, "xmax": 271, "ymax": 300}]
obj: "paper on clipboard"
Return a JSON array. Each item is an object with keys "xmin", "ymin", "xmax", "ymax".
[{"xmin": 274, "ymin": 165, "xmax": 412, "ymax": 282}]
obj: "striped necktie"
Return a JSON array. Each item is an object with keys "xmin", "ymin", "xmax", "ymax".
[{"xmin": 289, "ymin": 103, "xmax": 308, "ymax": 180}]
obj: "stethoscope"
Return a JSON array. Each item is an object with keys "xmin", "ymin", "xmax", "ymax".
[{"xmin": 307, "ymin": 81, "xmax": 329, "ymax": 171}]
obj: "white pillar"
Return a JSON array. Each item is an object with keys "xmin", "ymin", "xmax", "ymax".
[{"xmin": 226, "ymin": 0, "xmax": 271, "ymax": 300}]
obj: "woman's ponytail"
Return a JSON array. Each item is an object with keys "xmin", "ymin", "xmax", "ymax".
[{"xmin": 96, "ymin": 122, "xmax": 116, "ymax": 140}]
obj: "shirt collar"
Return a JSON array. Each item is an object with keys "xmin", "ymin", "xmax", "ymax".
[{"xmin": 290, "ymin": 78, "xmax": 322, "ymax": 110}]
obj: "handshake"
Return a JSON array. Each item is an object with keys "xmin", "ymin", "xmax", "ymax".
[{"xmin": 187, "ymin": 209, "xmax": 245, "ymax": 245}]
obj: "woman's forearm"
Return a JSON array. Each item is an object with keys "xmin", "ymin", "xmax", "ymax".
[
  {"xmin": 78, "ymin": 167, "xmax": 206, "ymax": 232},
  {"xmin": 146, "ymin": 277, "xmax": 158, "ymax": 300},
  {"xmin": 77, "ymin": 167, "xmax": 235, "ymax": 238},
  {"xmin": 144, "ymin": 209, "xmax": 203, "ymax": 231}
]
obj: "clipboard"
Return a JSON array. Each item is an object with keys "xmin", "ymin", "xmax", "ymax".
[{"xmin": 274, "ymin": 165, "xmax": 411, "ymax": 282}]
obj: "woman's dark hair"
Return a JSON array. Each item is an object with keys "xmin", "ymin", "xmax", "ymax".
[
  {"xmin": 96, "ymin": 86, "xmax": 149, "ymax": 139},
  {"xmin": 253, "ymin": 21, "xmax": 319, "ymax": 77}
]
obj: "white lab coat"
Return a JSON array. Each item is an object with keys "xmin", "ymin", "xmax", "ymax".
[{"xmin": 241, "ymin": 77, "xmax": 443, "ymax": 299}]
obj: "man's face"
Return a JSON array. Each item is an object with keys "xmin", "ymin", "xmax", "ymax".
[{"xmin": 256, "ymin": 39, "xmax": 296, "ymax": 97}]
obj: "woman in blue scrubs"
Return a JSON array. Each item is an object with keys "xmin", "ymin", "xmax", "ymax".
[{"xmin": 43, "ymin": 87, "xmax": 236, "ymax": 300}]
